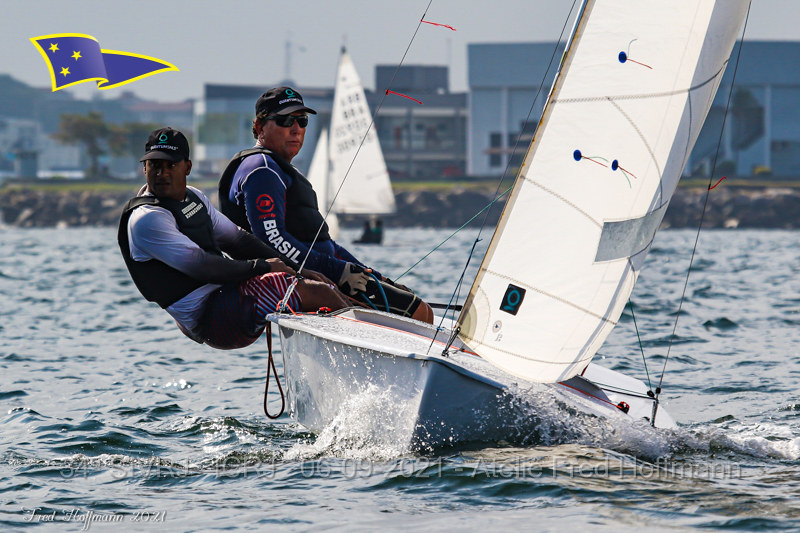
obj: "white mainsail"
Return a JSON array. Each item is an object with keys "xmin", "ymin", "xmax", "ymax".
[
  {"xmin": 459, "ymin": 1, "xmax": 750, "ymax": 383},
  {"xmin": 308, "ymin": 48, "xmax": 395, "ymax": 218}
]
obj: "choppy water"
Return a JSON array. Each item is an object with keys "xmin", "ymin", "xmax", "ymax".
[{"xmin": 2, "ymin": 227, "xmax": 800, "ymax": 531}]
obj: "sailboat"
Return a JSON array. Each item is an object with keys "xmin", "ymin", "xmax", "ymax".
[
  {"xmin": 307, "ymin": 47, "xmax": 396, "ymax": 242},
  {"xmin": 268, "ymin": 1, "xmax": 750, "ymax": 450}
]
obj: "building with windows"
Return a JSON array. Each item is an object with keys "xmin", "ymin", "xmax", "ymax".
[
  {"xmin": 193, "ymin": 83, "xmax": 332, "ymax": 176},
  {"xmin": 369, "ymin": 65, "xmax": 467, "ymax": 179},
  {"xmin": 468, "ymin": 41, "xmax": 800, "ymax": 178},
  {"xmin": 467, "ymin": 43, "xmax": 557, "ymax": 177},
  {"xmin": 0, "ymin": 75, "xmax": 195, "ymax": 179},
  {"xmin": 0, "ymin": 117, "xmax": 41, "ymax": 179},
  {"xmin": 193, "ymin": 65, "xmax": 467, "ymax": 180}
]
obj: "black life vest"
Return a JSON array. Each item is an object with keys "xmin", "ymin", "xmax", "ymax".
[
  {"xmin": 218, "ymin": 147, "xmax": 330, "ymax": 242},
  {"xmin": 118, "ymin": 189, "xmax": 222, "ymax": 309}
]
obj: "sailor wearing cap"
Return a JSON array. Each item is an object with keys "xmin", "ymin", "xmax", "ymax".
[
  {"xmin": 118, "ymin": 127, "xmax": 348, "ymax": 349},
  {"xmin": 219, "ymin": 87, "xmax": 433, "ymax": 323}
]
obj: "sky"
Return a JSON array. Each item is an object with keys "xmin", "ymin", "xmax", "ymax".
[{"xmin": 3, "ymin": 0, "xmax": 799, "ymax": 103}]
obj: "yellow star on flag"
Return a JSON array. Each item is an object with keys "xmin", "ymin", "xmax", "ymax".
[
  {"xmin": 72, "ymin": 50, "xmax": 81, "ymax": 60},
  {"xmin": 49, "ymin": 42, "xmax": 59, "ymax": 53},
  {"xmin": 60, "ymin": 66, "xmax": 70, "ymax": 77}
]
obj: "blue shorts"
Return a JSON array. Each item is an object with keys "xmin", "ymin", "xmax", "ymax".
[{"xmin": 199, "ymin": 273, "xmax": 301, "ymax": 350}]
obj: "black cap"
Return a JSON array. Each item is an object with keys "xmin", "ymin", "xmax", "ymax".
[
  {"xmin": 255, "ymin": 86, "xmax": 317, "ymax": 117},
  {"xmin": 140, "ymin": 127, "xmax": 190, "ymax": 162}
]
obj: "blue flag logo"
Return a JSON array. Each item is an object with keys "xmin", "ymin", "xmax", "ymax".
[{"xmin": 30, "ymin": 33, "xmax": 178, "ymax": 92}]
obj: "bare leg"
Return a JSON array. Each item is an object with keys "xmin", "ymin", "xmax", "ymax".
[
  {"xmin": 295, "ymin": 279, "xmax": 350, "ymax": 312},
  {"xmin": 412, "ymin": 301, "xmax": 434, "ymax": 324}
]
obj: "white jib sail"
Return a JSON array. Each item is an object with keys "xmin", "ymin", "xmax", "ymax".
[
  {"xmin": 306, "ymin": 128, "xmax": 339, "ymax": 238},
  {"xmin": 459, "ymin": 1, "xmax": 750, "ymax": 383},
  {"xmin": 327, "ymin": 48, "xmax": 396, "ymax": 215}
]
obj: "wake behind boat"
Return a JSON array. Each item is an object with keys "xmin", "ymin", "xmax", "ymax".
[{"xmin": 269, "ymin": 0, "xmax": 750, "ymax": 450}]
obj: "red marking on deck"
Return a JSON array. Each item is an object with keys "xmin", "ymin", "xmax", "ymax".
[{"xmin": 386, "ymin": 90, "xmax": 423, "ymax": 105}]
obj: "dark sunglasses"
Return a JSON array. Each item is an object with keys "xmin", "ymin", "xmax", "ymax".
[{"xmin": 266, "ymin": 115, "xmax": 309, "ymax": 128}]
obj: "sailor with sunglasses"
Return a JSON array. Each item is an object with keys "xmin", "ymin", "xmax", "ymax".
[{"xmin": 219, "ymin": 86, "xmax": 433, "ymax": 323}]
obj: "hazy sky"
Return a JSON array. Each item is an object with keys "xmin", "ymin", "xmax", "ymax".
[{"xmin": 4, "ymin": 0, "xmax": 798, "ymax": 102}]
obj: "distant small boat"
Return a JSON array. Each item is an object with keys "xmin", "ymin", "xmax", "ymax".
[
  {"xmin": 353, "ymin": 219, "xmax": 383, "ymax": 245},
  {"xmin": 307, "ymin": 47, "xmax": 395, "ymax": 242}
]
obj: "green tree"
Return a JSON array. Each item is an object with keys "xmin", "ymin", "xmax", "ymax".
[
  {"xmin": 109, "ymin": 122, "xmax": 162, "ymax": 160},
  {"xmin": 52, "ymin": 111, "xmax": 111, "ymax": 179}
]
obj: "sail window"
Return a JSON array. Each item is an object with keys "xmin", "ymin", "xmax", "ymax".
[{"xmin": 594, "ymin": 203, "xmax": 669, "ymax": 262}]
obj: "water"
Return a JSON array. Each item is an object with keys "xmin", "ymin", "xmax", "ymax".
[{"xmin": 2, "ymin": 227, "xmax": 800, "ymax": 531}]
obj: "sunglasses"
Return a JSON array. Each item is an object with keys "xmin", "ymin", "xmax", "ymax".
[{"xmin": 266, "ymin": 115, "xmax": 309, "ymax": 128}]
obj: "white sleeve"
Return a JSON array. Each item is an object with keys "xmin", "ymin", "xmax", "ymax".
[
  {"xmin": 189, "ymin": 186, "xmax": 242, "ymax": 246},
  {"xmin": 128, "ymin": 205, "xmax": 206, "ymax": 274}
]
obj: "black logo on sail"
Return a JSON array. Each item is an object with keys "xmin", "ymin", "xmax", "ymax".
[{"xmin": 500, "ymin": 284, "xmax": 526, "ymax": 315}]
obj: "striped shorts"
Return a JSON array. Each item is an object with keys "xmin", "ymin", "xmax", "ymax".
[{"xmin": 199, "ymin": 273, "xmax": 301, "ymax": 350}]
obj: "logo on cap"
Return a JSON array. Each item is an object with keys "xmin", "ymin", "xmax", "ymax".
[
  {"xmin": 285, "ymin": 89, "xmax": 296, "ymax": 97},
  {"xmin": 159, "ymin": 133, "xmax": 168, "ymax": 142}
]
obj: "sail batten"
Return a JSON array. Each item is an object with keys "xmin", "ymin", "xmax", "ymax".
[{"xmin": 458, "ymin": 0, "xmax": 749, "ymax": 384}]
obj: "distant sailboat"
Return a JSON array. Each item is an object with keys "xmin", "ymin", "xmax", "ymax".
[
  {"xmin": 307, "ymin": 47, "xmax": 396, "ymax": 242},
  {"xmin": 270, "ymin": 0, "xmax": 750, "ymax": 450}
]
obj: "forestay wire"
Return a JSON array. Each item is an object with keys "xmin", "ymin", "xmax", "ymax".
[
  {"xmin": 278, "ymin": 0, "xmax": 435, "ymax": 312},
  {"xmin": 394, "ymin": 184, "xmax": 513, "ymax": 283},
  {"xmin": 654, "ymin": 2, "xmax": 752, "ymax": 408}
]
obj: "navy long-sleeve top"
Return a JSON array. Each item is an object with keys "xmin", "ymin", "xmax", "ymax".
[{"xmin": 227, "ymin": 150, "xmax": 378, "ymax": 281}]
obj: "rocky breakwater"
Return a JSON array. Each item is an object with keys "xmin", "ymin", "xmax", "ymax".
[
  {"xmin": 0, "ymin": 188, "xmax": 135, "ymax": 228},
  {"xmin": 380, "ymin": 186, "xmax": 800, "ymax": 229},
  {"xmin": 1, "ymin": 184, "xmax": 799, "ymax": 229},
  {"xmin": 664, "ymin": 186, "xmax": 800, "ymax": 229}
]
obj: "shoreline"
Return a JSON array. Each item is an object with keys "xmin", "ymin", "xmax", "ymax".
[{"xmin": 1, "ymin": 184, "xmax": 798, "ymax": 229}]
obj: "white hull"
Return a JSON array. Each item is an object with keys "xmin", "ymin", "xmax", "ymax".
[{"xmin": 269, "ymin": 309, "xmax": 674, "ymax": 451}]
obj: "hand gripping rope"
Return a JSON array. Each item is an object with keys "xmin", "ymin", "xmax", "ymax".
[{"xmin": 358, "ymin": 271, "xmax": 390, "ymax": 312}]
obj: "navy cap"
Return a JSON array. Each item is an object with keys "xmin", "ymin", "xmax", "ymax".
[
  {"xmin": 255, "ymin": 86, "xmax": 317, "ymax": 116},
  {"xmin": 140, "ymin": 127, "xmax": 190, "ymax": 162}
]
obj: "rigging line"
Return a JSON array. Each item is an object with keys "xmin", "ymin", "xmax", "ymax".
[
  {"xmin": 428, "ymin": 0, "xmax": 578, "ymax": 332},
  {"xmin": 394, "ymin": 183, "xmax": 514, "ymax": 282},
  {"xmin": 427, "ymin": 235, "xmax": 481, "ymax": 355},
  {"xmin": 657, "ymin": 2, "xmax": 752, "ymax": 396},
  {"xmin": 627, "ymin": 299, "xmax": 653, "ymax": 392},
  {"xmin": 294, "ymin": 0, "xmax": 434, "ymax": 279},
  {"xmin": 437, "ymin": 0, "xmax": 580, "ymax": 355},
  {"xmin": 590, "ymin": 383, "xmax": 654, "ymax": 400},
  {"xmin": 468, "ymin": 0, "xmax": 580, "ymax": 245}
]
